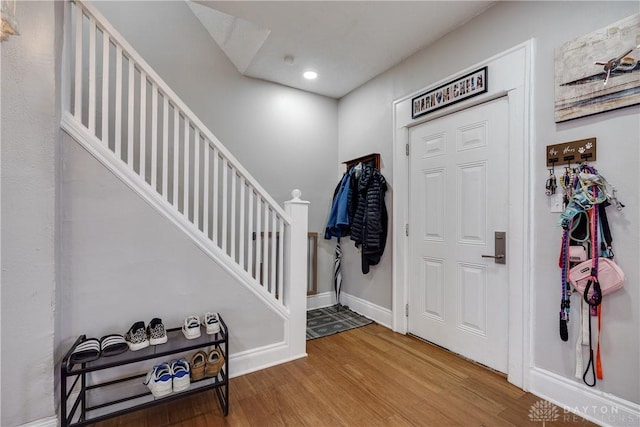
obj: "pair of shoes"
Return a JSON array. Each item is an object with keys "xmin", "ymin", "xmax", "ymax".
[
  {"xmin": 125, "ymin": 318, "xmax": 168, "ymax": 351},
  {"xmin": 181, "ymin": 313, "xmax": 221, "ymax": 339},
  {"xmin": 70, "ymin": 334, "xmax": 129, "ymax": 364},
  {"xmin": 190, "ymin": 349, "xmax": 225, "ymax": 380},
  {"xmin": 143, "ymin": 359, "xmax": 191, "ymax": 397}
]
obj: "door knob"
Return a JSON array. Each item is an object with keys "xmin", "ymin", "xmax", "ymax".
[{"xmin": 481, "ymin": 231, "xmax": 506, "ymax": 264}]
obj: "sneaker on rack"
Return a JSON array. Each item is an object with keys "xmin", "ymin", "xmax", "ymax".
[
  {"xmin": 182, "ymin": 315, "xmax": 201, "ymax": 340},
  {"xmin": 205, "ymin": 349, "xmax": 225, "ymax": 378},
  {"xmin": 147, "ymin": 318, "xmax": 168, "ymax": 345},
  {"xmin": 143, "ymin": 363, "xmax": 173, "ymax": 398},
  {"xmin": 190, "ymin": 350, "xmax": 207, "ymax": 381},
  {"xmin": 170, "ymin": 359, "xmax": 191, "ymax": 392},
  {"xmin": 124, "ymin": 321, "xmax": 150, "ymax": 351},
  {"xmin": 202, "ymin": 312, "xmax": 221, "ymax": 335}
]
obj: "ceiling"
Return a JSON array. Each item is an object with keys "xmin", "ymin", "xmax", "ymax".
[{"xmin": 188, "ymin": 1, "xmax": 496, "ymax": 99}]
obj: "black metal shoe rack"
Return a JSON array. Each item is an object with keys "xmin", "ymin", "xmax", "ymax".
[{"xmin": 60, "ymin": 316, "xmax": 229, "ymax": 426}]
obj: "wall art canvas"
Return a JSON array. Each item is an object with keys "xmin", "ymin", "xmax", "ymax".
[{"xmin": 554, "ymin": 14, "xmax": 640, "ymax": 122}]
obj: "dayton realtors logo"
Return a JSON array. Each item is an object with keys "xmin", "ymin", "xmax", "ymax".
[
  {"xmin": 529, "ymin": 401, "xmax": 639, "ymax": 426},
  {"xmin": 528, "ymin": 400, "xmax": 559, "ymax": 426}
]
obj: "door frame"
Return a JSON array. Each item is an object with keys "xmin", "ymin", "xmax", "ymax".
[{"xmin": 392, "ymin": 40, "xmax": 534, "ymax": 390}]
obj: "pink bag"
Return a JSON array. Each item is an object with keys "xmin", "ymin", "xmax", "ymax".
[
  {"xmin": 569, "ymin": 257, "xmax": 625, "ymax": 300},
  {"xmin": 569, "ymin": 245, "xmax": 587, "ymax": 263}
]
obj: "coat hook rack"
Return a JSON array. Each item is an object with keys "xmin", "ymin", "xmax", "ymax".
[
  {"xmin": 343, "ymin": 153, "xmax": 380, "ymax": 172},
  {"xmin": 546, "ymin": 138, "xmax": 596, "ymax": 167}
]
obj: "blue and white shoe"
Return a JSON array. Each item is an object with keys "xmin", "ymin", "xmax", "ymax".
[
  {"xmin": 171, "ymin": 359, "xmax": 191, "ymax": 392},
  {"xmin": 143, "ymin": 363, "xmax": 172, "ymax": 397}
]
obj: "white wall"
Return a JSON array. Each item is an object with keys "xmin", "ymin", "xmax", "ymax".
[
  {"xmin": 339, "ymin": 0, "xmax": 638, "ymax": 407},
  {"xmin": 59, "ymin": 135, "xmax": 285, "ymax": 350},
  {"xmin": 92, "ymin": 0, "xmax": 340, "ymax": 297},
  {"xmin": 0, "ymin": 2, "xmax": 61, "ymax": 425}
]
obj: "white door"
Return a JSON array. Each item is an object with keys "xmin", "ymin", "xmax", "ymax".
[{"xmin": 408, "ymin": 97, "xmax": 509, "ymax": 373}]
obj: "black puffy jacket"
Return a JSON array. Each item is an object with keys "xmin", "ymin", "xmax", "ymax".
[{"xmin": 350, "ymin": 164, "xmax": 388, "ymax": 274}]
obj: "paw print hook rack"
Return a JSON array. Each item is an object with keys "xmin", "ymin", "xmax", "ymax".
[{"xmin": 546, "ymin": 137, "xmax": 597, "ymax": 167}]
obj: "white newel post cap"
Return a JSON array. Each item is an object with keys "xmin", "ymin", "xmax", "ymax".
[{"xmin": 287, "ymin": 189, "xmax": 308, "ymax": 204}]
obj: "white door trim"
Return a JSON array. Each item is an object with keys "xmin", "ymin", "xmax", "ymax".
[{"xmin": 392, "ymin": 40, "xmax": 535, "ymax": 390}]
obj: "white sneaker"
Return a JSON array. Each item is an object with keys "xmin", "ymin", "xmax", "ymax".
[
  {"xmin": 202, "ymin": 312, "xmax": 221, "ymax": 335},
  {"xmin": 171, "ymin": 359, "xmax": 191, "ymax": 392},
  {"xmin": 143, "ymin": 363, "xmax": 172, "ymax": 398},
  {"xmin": 182, "ymin": 315, "xmax": 201, "ymax": 339}
]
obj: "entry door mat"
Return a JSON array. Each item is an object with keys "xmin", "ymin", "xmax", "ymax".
[{"xmin": 306, "ymin": 305, "xmax": 373, "ymax": 340}]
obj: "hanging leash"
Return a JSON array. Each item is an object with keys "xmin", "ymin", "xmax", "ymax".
[
  {"xmin": 596, "ymin": 303, "xmax": 603, "ymax": 380},
  {"xmin": 581, "ymin": 186, "xmax": 601, "ymax": 387},
  {"xmin": 582, "ymin": 304, "xmax": 598, "ymax": 387},
  {"xmin": 575, "ymin": 299, "xmax": 589, "ymax": 379},
  {"xmin": 559, "ymin": 170, "xmax": 581, "ymax": 341},
  {"xmin": 559, "ymin": 228, "xmax": 571, "ymax": 341}
]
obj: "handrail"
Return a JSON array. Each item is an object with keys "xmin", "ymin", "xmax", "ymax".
[{"xmin": 69, "ymin": 0, "xmax": 290, "ymax": 223}]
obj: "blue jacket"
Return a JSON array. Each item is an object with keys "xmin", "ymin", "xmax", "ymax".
[{"xmin": 324, "ymin": 172, "xmax": 352, "ymax": 239}]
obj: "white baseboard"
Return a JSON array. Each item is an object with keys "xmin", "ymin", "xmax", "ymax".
[
  {"xmin": 306, "ymin": 291, "xmax": 336, "ymax": 310},
  {"xmin": 529, "ymin": 367, "xmax": 640, "ymax": 427},
  {"xmin": 18, "ymin": 416, "xmax": 58, "ymax": 427},
  {"xmin": 229, "ymin": 341, "xmax": 307, "ymax": 379},
  {"xmin": 340, "ymin": 292, "xmax": 393, "ymax": 329}
]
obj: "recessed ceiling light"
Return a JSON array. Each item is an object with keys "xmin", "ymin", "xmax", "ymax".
[{"xmin": 303, "ymin": 71, "xmax": 318, "ymax": 80}]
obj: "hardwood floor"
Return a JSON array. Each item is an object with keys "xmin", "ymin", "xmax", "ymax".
[{"xmin": 90, "ymin": 324, "xmax": 596, "ymax": 426}]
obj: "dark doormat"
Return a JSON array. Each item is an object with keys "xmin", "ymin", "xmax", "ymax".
[{"xmin": 306, "ymin": 304, "xmax": 373, "ymax": 340}]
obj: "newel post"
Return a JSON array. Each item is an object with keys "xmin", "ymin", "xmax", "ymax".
[{"xmin": 284, "ymin": 189, "xmax": 309, "ymax": 358}]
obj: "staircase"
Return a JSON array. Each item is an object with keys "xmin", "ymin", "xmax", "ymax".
[{"xmin": 60, "ymin": 0, "xmax": 308, "ymax": 360}]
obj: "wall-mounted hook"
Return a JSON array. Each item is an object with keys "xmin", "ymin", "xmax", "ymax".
[
  {"xmin": 580, "ymin": 152, "xmax": 593, "ymax": 162},
  {"xmin": 547, "ymin": 138, "xmax": 596, "ymax": 167}
]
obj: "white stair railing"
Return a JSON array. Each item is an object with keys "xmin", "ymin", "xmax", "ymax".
[{"xmin": 61, "ymin": 0, "xmax": 303, "ymax": 315}]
